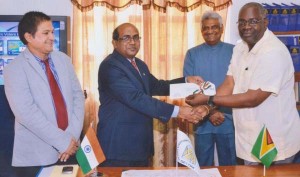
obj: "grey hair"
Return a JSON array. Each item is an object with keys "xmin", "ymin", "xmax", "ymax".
[{"xmin": 201, "ymin": 11, "xmax": 223, "ymax": 27}]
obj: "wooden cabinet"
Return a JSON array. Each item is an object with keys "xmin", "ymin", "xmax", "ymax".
[
  {"xmin": 295, "ymin": 72, "xmax": 300, "ymax": 82},
  {"xmin": 274, "ymin": 31, "xmax": 300, "ymax": 35}
]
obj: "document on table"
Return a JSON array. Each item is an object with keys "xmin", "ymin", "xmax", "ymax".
[
  {"xmin": 121, "ymin": 168, "xmax": 222, "ymax": 177},
  {"xmin": 36, "ymin": 165, "xmax": 79, "ymax": 177},
  {"xmin": 170, "ymin": 83, "xmax": 200, "ymax": 99}
]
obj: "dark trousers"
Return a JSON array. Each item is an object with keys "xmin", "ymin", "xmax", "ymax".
[
  {"xmin": 13, "ymin": 166, "xmax": 40, "ymax": 177},
  {"xmin": 195, "ymin": 133, "xmax": 236, "ymax": 166},
  {"xmin": 12, "ymin": 155, "xmax": 77, "ymax": 177}
]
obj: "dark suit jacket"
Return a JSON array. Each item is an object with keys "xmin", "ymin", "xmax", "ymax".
[{"xmin": 97, "ymin": 50, "xmax": 184, "ymax": 161}]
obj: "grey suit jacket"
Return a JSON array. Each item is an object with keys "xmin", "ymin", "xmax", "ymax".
[{"xmin": 4, "ymin": 49, "xmax": 84, "ymax": 166}]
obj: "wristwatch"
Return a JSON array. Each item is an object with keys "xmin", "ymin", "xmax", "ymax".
[{"xmin": 207, "ymin": 96, "xmax": 215, "ymax": 108}]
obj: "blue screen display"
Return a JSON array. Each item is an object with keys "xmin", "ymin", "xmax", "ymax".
[{"xmin": 0, "ymin": 21, "xmax": 62, "ymax": 85}]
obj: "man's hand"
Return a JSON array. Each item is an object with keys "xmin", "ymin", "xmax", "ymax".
[
  {"xmin": 178, "ymin": 106, "xmax": 202, "ymax": 124},
  {"xmin": 185, "ymin": 93, "xmax": 209, "ymax": 106},
  {"xmin": 191, "ymin": 105, "xmax": 210, "ymax": 120},
  {"xmin": 209, "ymin": 111, "xmax": 225, "ymax": 126},
  {"xmin": 59, "ymin": 138, "xmax": 79, "ymax": 162},
  {"xmin": 186, "ymin": 76, "xmax": 204, "ymax": 86}
]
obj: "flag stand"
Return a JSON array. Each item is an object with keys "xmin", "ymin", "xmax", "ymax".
[
  {"xmin": 89, "ymin": 122, "xmax": 104, "ymax": 177},
  {"xmin": 86, "ymin": 167, "xmax": 105, "ymax": 177},
  {"xmin": 89, "ymin": 171, "xmax": 105, "ymax": 177},
  {"xmin": 175, "ymin": 161, "xmax": 178, "ymax": 177},
  {"xmin": 175, "ymin": 142, "xmax": 178, "ymax": 177},
  {"xmin": 251, "ymin": 125, "xmax": 277, "ymax": 177},
  {"xmin": 89, "ymin": 168, "xmax": 98, "ymax": 177},
  {"xmin": 76, "ymin": 122, "xmax": 106, "ymax": 176}
]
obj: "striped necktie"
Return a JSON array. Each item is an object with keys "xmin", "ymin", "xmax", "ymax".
[
  {"xmin": 43, "ymin": 59, "xmax": 68, "ymax": 130},
  {"xmin": 130, "ymin": 59, "xmax": 141, "ymax": 75}
]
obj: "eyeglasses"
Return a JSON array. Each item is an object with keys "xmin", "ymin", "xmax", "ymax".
[
  {"xmin": 236, "ymin": 18, "xmax": 263, "ymax": 27},
  {"xmin": 118, "ymin": 35, "xmax": 141, "ymax": 42},
  {"xmin": 202, "ymin": 25, "xmax": 221, "ymax": 32}
]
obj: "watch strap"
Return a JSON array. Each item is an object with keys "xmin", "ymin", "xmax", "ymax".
[{"xmin": 207, "ymin": 96, "xmax": 215, "ymax": 107}]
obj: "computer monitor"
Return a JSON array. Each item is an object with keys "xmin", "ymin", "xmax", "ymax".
[{"xmin": 0, "ymin": 15, "xmax": 69, "ymax": 85}]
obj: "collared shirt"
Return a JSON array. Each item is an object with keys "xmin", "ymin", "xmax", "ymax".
[
  {"xmin": 183, "ymin": 41, "xmax": 234, "ymax": 134},
  {"xmin": 34, "ymin": 55, "xmax": 62, "ymax": 90},
  {"xmin": 34, "ymin": 54, "xmax": 65, "ymax": 116},
  {"xmin": 228, "ymin": 29, "xmax": 300, "ymax": 161}
]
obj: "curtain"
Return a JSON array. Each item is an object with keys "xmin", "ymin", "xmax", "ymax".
[{"xmin": 71, "ymin": 0, "xmax": 231, "ymax": 167}]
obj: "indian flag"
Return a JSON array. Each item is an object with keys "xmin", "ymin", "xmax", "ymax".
[
  {"xmin": 76, "ymin": 126, "xmax": 106, "ymax": 174},
  {"xmin": 251, "ymin": 126, "xmax": 278, "ymax": 168}
]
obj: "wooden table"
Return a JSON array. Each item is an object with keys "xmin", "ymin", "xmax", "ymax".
[{"xmin": 77, "ymin": 164, "xmax": 300, "ymax": 177}]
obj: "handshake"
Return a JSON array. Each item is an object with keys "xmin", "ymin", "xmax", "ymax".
[
  {"xmin": 178, "ymin": 92, "xmax": 225, "ymax": 126},
  {"xmin": 177, "ymin": 104, "xmax": 211, "ymax": 124},
  {"xmin": 177, "ymin": 78, "xmax": 224, "ymax": 125}
]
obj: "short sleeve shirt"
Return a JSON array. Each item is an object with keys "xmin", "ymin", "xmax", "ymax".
[{"xmin": 227, "ymin": 29, "xmax": 300, "ymax": 161}]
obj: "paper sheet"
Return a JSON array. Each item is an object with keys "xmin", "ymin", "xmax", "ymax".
[
  {"xmin": 121, "ymin": 168, "xmax": 222, "ymax": 177},
  {"xmin": 170, "ymin": 83, "xmax": 199, "ymax": 99},
  {"xmin": 170, "ymin": 81, "xmax": 216, "ymax": 99},
  {"xmin": 200, "ymin": 81, "xmax": 216, "ymax": 96},
  {"xmin": 37, "ymin": 165, "xmax": 79, "ymax": 177}
]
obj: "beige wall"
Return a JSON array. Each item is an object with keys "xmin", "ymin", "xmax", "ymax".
[{"xmin": 1, "ymin": 0, "xmax": 297, "ymax": 49}]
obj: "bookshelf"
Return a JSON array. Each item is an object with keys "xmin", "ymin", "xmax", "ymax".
[
  {"xmin": 274, "ymin": 31, "xmax": 300, "ymax": 36},
  {"xmin": 274, "ymin": 31, "xmax": 300, "ymax": 109},
  {"xmin": 274, "ymin": 31, "xmax": 300, "ymax": 82},
  {"xmin": 295, "ymin": 72, "xmax": 300, "ymax": 82}
]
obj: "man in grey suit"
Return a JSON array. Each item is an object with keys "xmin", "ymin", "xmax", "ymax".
[{"xmin": 4, "ymin": 11, "xmax": 84, "ymax": 177}]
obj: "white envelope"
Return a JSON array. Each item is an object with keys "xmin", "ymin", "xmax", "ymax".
[
  {"xmin": 170, "ymin": 83, "xmax": 200, "ymax": 99},
  {"xmin": 200, "ymin": 81, "xmax": 216, "ymax": 96},
  {"xmin": 170, "ymin": 81, "xmax": 216, "ymax": 99}
]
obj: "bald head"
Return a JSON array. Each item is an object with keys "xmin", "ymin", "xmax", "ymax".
[
  {"xmin": 112, "ymin": 23, "xmax": 138, "ymax": 41},
  {"xmin": 112, "ymin": 23, "xmax": 140, "ymax": 59},
  {"xmin": 239, "ymin": 2, "xmax": 266, "ymax": 19},
  {"xmin": 238, "ymin": 2, "xmax": 268, "ymax": 50}
]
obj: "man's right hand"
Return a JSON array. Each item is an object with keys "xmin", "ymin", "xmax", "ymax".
[
  {"xmin": 185, "ymin": 93, "xmax": 210, "ymax": 106},
  {"xmin": 209, "ymin": 111, "xmax": 225, "ymax": 126},
  {"xmin": 178, "ymin": 106, "xmax": 203, "ymax": 124},
  {"xmin": 59, "ymin": 138, "xmax": 79, "ymax": 162}
]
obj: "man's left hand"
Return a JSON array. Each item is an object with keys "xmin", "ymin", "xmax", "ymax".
[
  {"xmin": 209, "ymin": 111, "xmax": 225, "ymax": 126},
  {"xmin": 186, "ymin": 76, "xmax": 204, "ymax": 86}
]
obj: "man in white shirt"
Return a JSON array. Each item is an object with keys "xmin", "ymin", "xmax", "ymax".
[{"xmin": 186, "ymin": 2, "xmax": 300, "ymax": 165}]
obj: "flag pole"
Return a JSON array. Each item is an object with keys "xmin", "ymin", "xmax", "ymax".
[
  {"xmin": 263, "ymin": 165, "xmax": 266, "ymax": 176},
  {"xmin": 176, "ymin": 158, "xmax": 178, "ymax": 177},
  {"xmin": 89, "ymin": 121, "xmax": 104, "ymax": 177},
  {"xmin": 176, "ymin": 128, "xmax": 179, "ymax": 177}
]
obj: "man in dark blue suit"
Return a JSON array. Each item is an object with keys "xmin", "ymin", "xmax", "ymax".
[{"xmin": 97, "ymin": 23, "xmax": 204, "ymax": 167}]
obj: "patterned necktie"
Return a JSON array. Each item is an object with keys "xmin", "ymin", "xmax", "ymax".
[
  {"xmin": 130, "ymin": 59, "xmax": 140, "ymax": 75},
  {"xmin": 43, "ymin": 59, "xmax": 68, "ymax": 130}
]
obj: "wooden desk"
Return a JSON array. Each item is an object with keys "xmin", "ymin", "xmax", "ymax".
[{"xmin": 81, "ymin": 164, "xmax": 300, "ymax": 177}]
